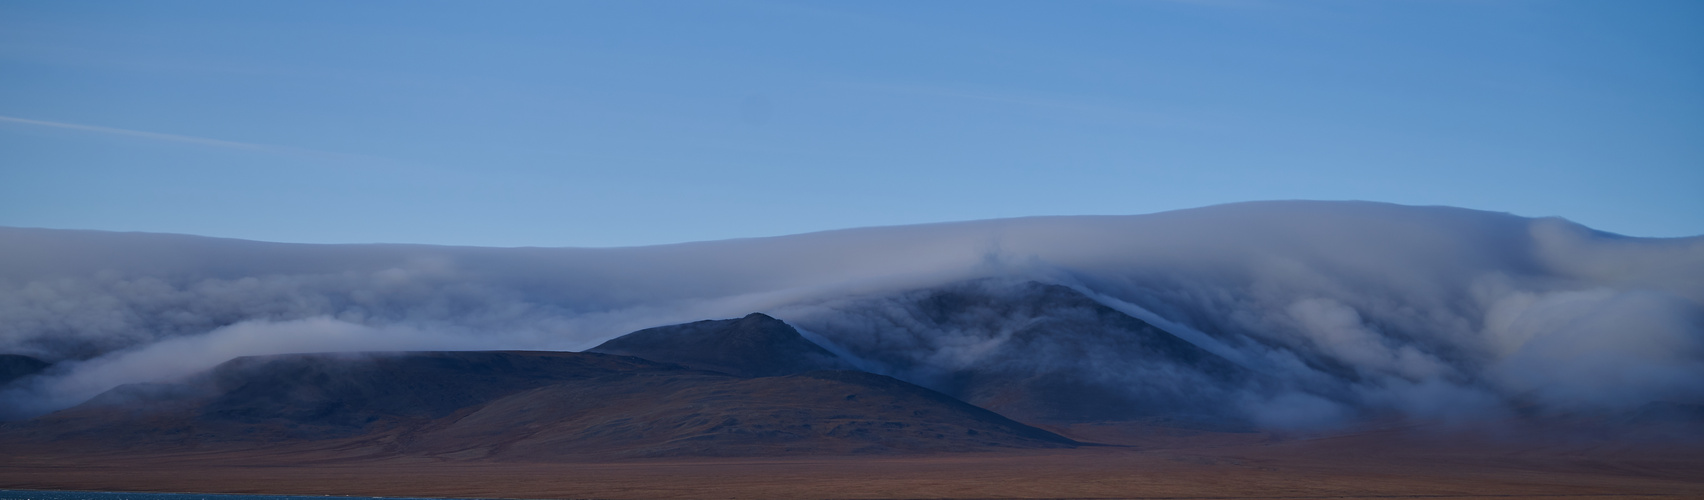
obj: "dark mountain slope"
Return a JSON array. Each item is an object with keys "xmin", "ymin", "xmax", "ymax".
[
  {"xmin": 0, "ymin": 354, "xmax": 48, "ymax": 387},
  {"xmin": 794, "ymin": 280, "xmax": 1251, "ymax": 424},
  {"xmin": 404, "ymin": 369, "xmax": 1075, "ymax": 459},
  {"xmin": 24, "ymin": 351, "xmax": 672, "ymax": 443},
  {"xmin": 588, "ymin": 312, "xmax": 853, "ymax": 377},
  {"xmin": 3, "ymin": 350, "xmax": 1075, "ymax": 457}
]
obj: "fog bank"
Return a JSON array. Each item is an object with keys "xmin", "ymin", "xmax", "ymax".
[{"xmin": 2, "ymin": 201, "xmax": 1699, "ymax": 425}]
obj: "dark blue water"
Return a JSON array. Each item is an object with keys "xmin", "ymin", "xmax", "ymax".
[{"xmin": 0, "ymin": 491, "xmax": 497, "ymax": 500}]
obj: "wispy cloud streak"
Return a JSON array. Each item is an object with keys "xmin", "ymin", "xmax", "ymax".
[{"xmin": 0, "ymin": 115, "xmax": 368, "ymax": 161}]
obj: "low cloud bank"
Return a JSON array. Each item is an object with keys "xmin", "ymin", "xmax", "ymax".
[
  {"xmin": 0, "ymin": 317, "xmax": 490, "ymax": 417},
  {"xmin": 1, "ymin": 201, "xmax": 1699, "ymax": 426}
]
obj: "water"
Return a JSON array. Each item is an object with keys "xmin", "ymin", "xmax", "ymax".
[{"xmin": 0, "ymin": 491, "xmax": 496, "ymax": 500}]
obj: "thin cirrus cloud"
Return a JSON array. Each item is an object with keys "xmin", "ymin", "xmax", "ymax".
[{"xmin": 0, "ymin": 114, "xmax": 375, "ymax": 162}]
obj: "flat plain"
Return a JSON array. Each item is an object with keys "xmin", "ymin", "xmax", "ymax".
[{"xmin": 4, "ymin": 421, "xmax": 1699, "ymax": 500}]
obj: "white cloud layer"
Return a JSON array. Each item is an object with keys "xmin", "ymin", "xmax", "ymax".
[{"xmin": 1, "ymin": 201, "xmax": 1699, "ymax": 426}]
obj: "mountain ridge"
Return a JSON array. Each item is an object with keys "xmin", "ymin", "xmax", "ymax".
[
  {"xmin": 2, "ymin": 348, "xmax": 1078, "ymax": 458},
  {"xmin": 2, "ymin": 200, "xmax": 1699, "ymax": 429},
  {"xmin": 588, "ymin": 312, "xmax": 854, "ymax": 378}
]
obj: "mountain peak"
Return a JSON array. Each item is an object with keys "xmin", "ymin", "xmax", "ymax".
[{"xmin": 588, "ymin": 313, "xmax": 853, "ymax": 378}]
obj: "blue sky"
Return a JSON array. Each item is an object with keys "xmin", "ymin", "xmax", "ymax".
[{"xmin": 1, "ymin": 0, "xmax": 1700, "ymax": 246}]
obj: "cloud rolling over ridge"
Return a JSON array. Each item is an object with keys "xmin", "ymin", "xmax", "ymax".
[{"xmin": 0, "ymin": 201, "xmax": 1699, "ymax": 427}]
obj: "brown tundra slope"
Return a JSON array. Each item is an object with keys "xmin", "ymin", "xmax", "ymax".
[{"xmin": 0, "ymin": 349, "xmax": 1075, "ymax": 460}]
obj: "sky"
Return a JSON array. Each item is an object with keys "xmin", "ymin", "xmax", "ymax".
[{"xmin": 1, "ymin": 0, "xmax": 1700, "ymax": 247}]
